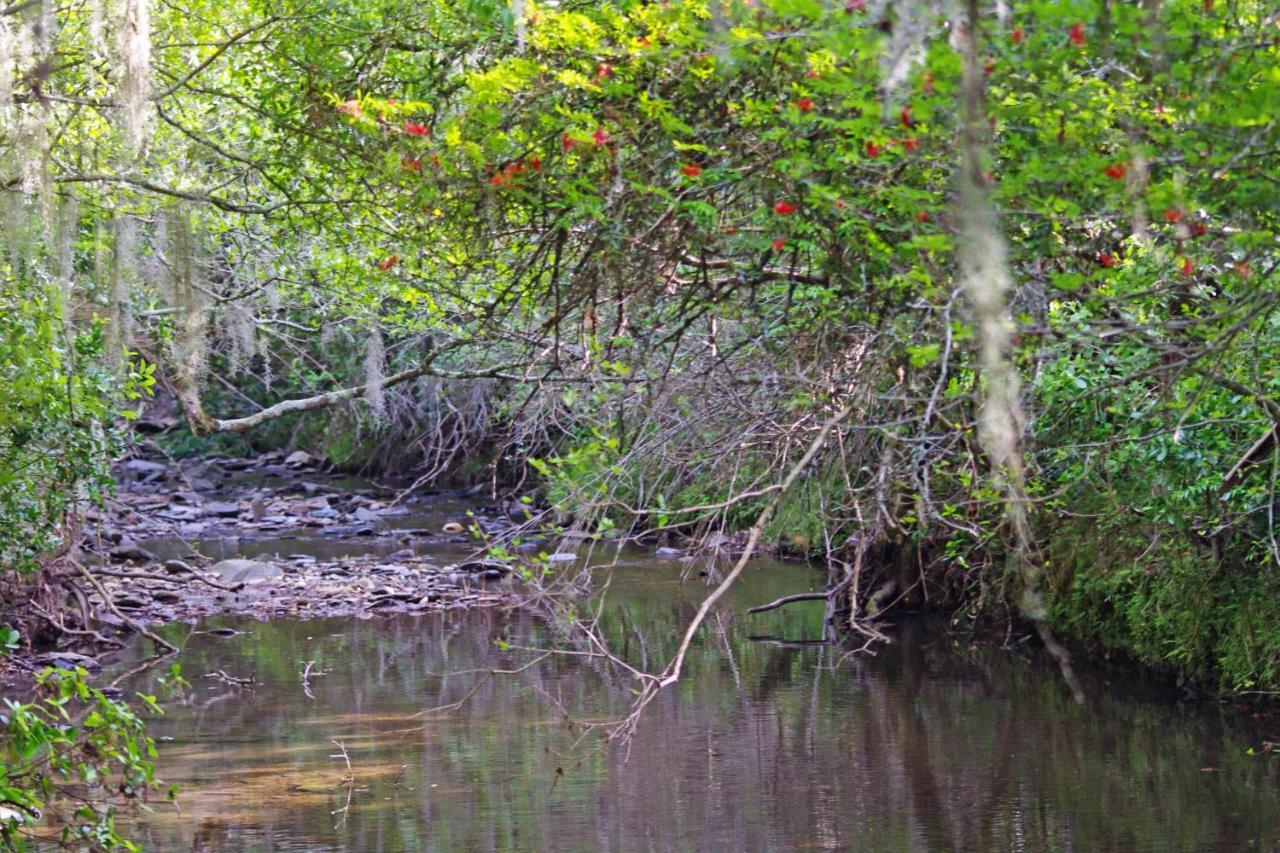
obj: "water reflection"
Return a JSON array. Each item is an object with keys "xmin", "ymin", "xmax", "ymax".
[{"xmin": 108, "ymin": 561, "xmax": 1279, "ymax": 852}]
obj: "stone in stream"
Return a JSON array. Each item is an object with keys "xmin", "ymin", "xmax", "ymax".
[
  {"xmin": 352, "ymin": 507, "xmax": 381, "ymax": 523},
  {"xmin": 157, "ymin": 506, "xmax": 201, "ymax": 522},
  {"xmin": 163, "ymin": 559, "xmax": 195, "ymax": 574},
  {"xmin": 545, "ymin": 552, "xmax": 578, "ymax": 563},
  {"xmin": 207, "ymin": 559, "xmax": 284, "ymax": 584},
  {"xmin": 203, "ymin": 501, "xmax": 242, "ymax": 518},
  {"xmin": 655, "ymin": 547, "xmax": 685, "ymax": 558}
]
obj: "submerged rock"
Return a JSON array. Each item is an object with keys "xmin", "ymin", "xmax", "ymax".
[
  {"xmin": 109, "ymin": 543, "xmax": 157, "ymax": 563},
  {"xmin": 455, "ymin": 559, "xmax": 513, "ymax": 575},
  {"xmin": 207, "ymin": 559, "xmax": 284, "ymax": 584},
  {"xmin": 33, "ymin": 652, "xmax": 102, "ymax": 673}
]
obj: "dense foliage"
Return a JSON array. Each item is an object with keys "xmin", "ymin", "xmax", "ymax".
[
  {"xmin": 1, "ymin": 666, "xmax": 174, "ymax": 850},
  {"xmin": 2, "ymin": 0, "xmax": 1279, "ymax": 703}
]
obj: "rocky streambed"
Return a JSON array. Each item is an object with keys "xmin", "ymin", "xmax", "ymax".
[{"xmin": 74, "ymin": 449, "xmax": 534, "ymax": 634}]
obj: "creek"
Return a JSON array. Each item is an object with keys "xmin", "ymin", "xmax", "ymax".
[{"xmin": 96, "ymin": 490, "xmax": 1280, "ymax": 851}]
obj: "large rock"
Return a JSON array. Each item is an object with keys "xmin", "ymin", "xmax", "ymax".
[
  {"xmin": 284, "ymin": 450, "xmax": 318, "ymax": 468},
  {"xmin": 352, "ymin": 507, "xmax": 381, "ymax": 523},
  {"xmin": 207, "ymin": 559, "xmax": 284, "ymax": 584}
]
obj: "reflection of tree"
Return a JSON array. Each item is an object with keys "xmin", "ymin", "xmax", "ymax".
[{"xmin": 113, "ymin": 568, "xmax": 1280, "ymax": 851}]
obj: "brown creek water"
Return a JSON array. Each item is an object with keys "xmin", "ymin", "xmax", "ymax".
[{"xmin": 99, "ymin": 505, "xmax": 1280, "ymax": 852}]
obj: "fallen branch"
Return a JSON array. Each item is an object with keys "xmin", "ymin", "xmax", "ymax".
[
  {"xmin": 204, "ymin": 668, "xmax": 255, "ymax": 687},
  {"xmin": 73, "ymin": 561, "xmax": 179, "ymax": 653},
  {"xmin": 176, "ymin": 357, "xmax": 530, "ymax": 436},
  {"xmin": 747, "ymin": 592, "xmax": 827, "ymax": 614},
  {"xmin": 91, "ymin": 567, "xmax": 244, "ymax": 593},
  {"xmin": 612, "ymin": 398, "xmax": 858, "ymax": 740},
  {"xmin": 178, "ymin": 365, "xmax": 431, "ymax": 436},
  {"xmin": 29, "ymin": 603, "xmax": 126, "ymax": 648}
]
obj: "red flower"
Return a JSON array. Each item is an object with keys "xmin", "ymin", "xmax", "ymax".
[
  {"xmin": 723, "ymin": 225, "xmax": 738, "ymax": 236},
  {"xmin": 529, "ymin": 156, "xmax": 542, "ymax": 170},
  {"xmin": 916, "ymin": 211, "xmax": 929, "ymax": 222},
  {"xmin": 402, "ymin": 157, "xmax": 422, "ymax": 173},
  {"xmin": 900, "ymin": 106, "xmax": 912, "ymax": 128},
  {"xmin": 403, "ymin": 121, "xmax": 430, "ymax": 137},
  {"xmin": 983, "ymin": 59, "xmax": 996, "ymax": 78},
  {"xmin": 1068, "ymin": 23, "xmax": 1086, "ymax": 46},
  {"xmin": 1180, "ymin": 258, "xmax": 1194, "ymax": 276},
  {"xmin": 376, "ymin": 255, "xmax": 399, "ymax": 271},
  {"xmin": 902, "ymin": 136, "xmax": 920, "ymax": 153},
  {"xmin": 639, "ymin": 36, "xmax": 652, "ymax": 47},
  {"xmin": 336, "ymin": 99, "xmax": 362, "ymax": 118},
  {"xmin": 596, "ymin": 64, "xmax": 613, "ymax": 81},
  {"xmin": 865, "ymin": 141, "xmax": 881, "ymax": 158},
  {"xmin": 681, "ymin": 163, "xmax": 702, "ymax": 177},
  {"xmin": 1097, "ymin": 252, "xmax": 1116, "ymax": 267},
  {"xmin": 922, "ymin": 73, "xmax": 936, "ymax": 95},
  {"xmin": 772, "ymin": 238, "xmax": 787, "ymax": 251},
  {"xmin": 834, "ymin": 199, "xmax": 847, "ymax": 210},
  {"xmin": 773, "ymin": 201, "xmax": 798, "ymax": 216},
  {"xmin": 1104, "ymin": 162, "xmax": 1127, "ymax": 180},
  {"xmin": 797, "ymin": 98, "xmax": 814, "ymax": 113},
  {"xmin": 592, "ymin": 128, "xmax": 610, "ymax": 146},
  {"xmin": 1234, "ymin": 261, "xmax": 1252, "ymax": 278},
  {"xmin": 562, "ymin": 133, "xmax": 576, "ymax": 151},
  {"xmin": 1164, "ymin": 208, "xmax": 1182, "ymax": 223},
  {"xmin": 1193, "ymin": 221, "xmax": 1208, "ymax": 237},
  {"xmin": 806, "ymin": 69, "xmax": 820, "ymax": 79},
  {"xmin": 489, "ymin": 174, "xmax": 505, "ymax": 187},
  {"xmin": 1011, "ymin": 26, "xmax": 1025, "ymax": 44}
]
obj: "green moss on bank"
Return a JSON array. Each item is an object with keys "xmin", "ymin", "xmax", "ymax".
[{"xmin": 1045, "ymin": 520, "xmax": 1280, "ymax": 695}]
